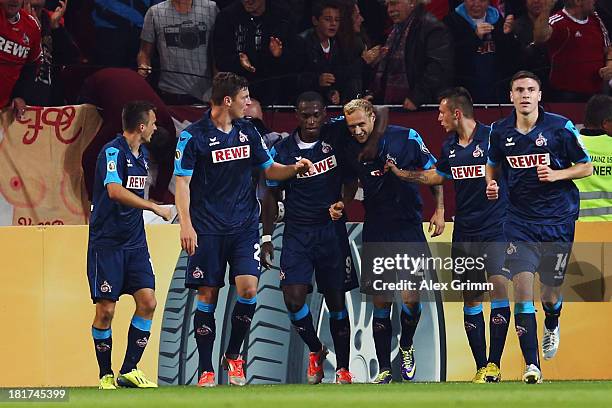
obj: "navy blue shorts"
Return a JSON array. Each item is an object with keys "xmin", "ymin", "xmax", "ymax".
[
  {"xmin": 503, "ymin": 218, "xmax": 575, "ymax": 286},
  {"xmin": 87, "ymin": 246, "xmax": 155, "ymax": 302},
  {"xmin": 451, "ymin": 226, "xmax": 509, "ymax": 283},
  {"xmin": 280, "ymin": 221, "xmax": 358, "ymax": 293},
  {"xmin": 185, "ymin": 229, "xmax": 261, "ymax": 289}
]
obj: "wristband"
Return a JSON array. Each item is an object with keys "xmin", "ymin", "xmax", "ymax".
[{"xmin": 261, "ymin": 235, "xmax": 272, "ymax": 243}]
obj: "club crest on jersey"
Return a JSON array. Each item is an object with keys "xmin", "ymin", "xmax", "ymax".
[
  {"xmin": 192, "ymin": 267, "xmax": 204, "ymax": 279},
  {"xmin": 209, "ymin": 137, "xmax": 220, "ymax": 146},
  {"xmin": 535, "ymin": 133, "xmax": 547, "ymax": 147},
  {"xmin": 297, "ymin": 155, "xmax": 337, "ymax": 178},
  {"xmin": 100, "ymin": 281, "xmax": 112, "ymax": 293},
  {"xmin": 22, "ymin": 33, "xmax": 30, "ymax": 46},
  {"xmin": 239, "ymin": 131, "xmax": 249, "ymax": 143},
  {"xmin": 385, "ymin": 154, "xmax": 397, "ymax": 165},
  {"xmin": 321, "ymin": 141, "xmax": 332, "ymax": 153},
  {"xmin": 506, "ymin": 242, "xmax": 517, "ymax": 255},
  {"xmin": 472, "ymin": 145, "xmax": 484, "ymax": 158},
  {"xmin": 107, "ymin": 160, "xmax": 116, "ymax": 172},
  {"xmin": 505, "ymin": 137, "xmax": 515, "ymax": 147},
  {"xmin": 212, "ymin": 145, "xmax": 251, "ymax": 163}
]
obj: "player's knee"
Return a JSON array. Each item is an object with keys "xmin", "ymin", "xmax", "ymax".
[
  {"xmin": 238, "ymin": 287, "xmax": 257, "ymax": 300},
  {"xmin": 96, "ymin": 303, "xmax": 115, "ymax": 325},
  {"xmin": 137, "ymin": 297, "xmax": 157, "ymax": 316},
  {"xmin": 284, "ymin": 299, "xmax": 305, "ymax": 314}
]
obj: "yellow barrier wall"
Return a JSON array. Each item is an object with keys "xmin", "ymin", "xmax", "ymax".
[{"xmin": 0, "ymin": 223, "xmax": 610, "ymax": 386}]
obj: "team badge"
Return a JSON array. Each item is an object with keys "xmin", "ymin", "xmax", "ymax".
[
  {"xmin": 515, "ymin": 325, "xmax": 527, "ymax": 337},
  {"xmin": 506, "ymin": 242, "xmax": 517, "ymax": 255},
  {"xmin": 196, "ymin": 325, "xmax": 212, "ymax": 336},
  {"xmin": 321, "ymin": 141, "xmax": 332, "ymax": 153},
  {"xmin": 535, "ymin": 133, "xmax": 547, "ymax": 147},
  {"xmin": 107, "ymin": 161, "xmax": 116, "ymax": 172},
  {"xmin": 464, "ymin": 322, "xmax": 477, "ymax": 332},
  {"xmin": 492, "ymin": 314, "xmax": 508, "ymax": 325},
  {"xmin": 100, "ymin": 281, "xmax": 112, "ymax": 293},
  {"xmin": 136, "ymin": 337, "xmax": 149, "ymax": 348},
  {"xmin": 22, "ymin": 33, "xmax": 30, "ymax": 46},
  {"xmin": 239, "ymin": 131, "xmax": 249, "ymax": 143},
  {"xmin": 192, "ymin": 267, "xmax": 204, "ymax": 279},
  {"xmin": 96, "ymin": 342, "xmax": 111, "ymax": 352},
  {"xmin": 472, "ymin": 145, "xmax": 484, "ymax": 158}
]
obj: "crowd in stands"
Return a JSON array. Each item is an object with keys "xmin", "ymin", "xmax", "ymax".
[{"xmin": 2, "ymin": 0, "xmax": 611, "ymax": 115}]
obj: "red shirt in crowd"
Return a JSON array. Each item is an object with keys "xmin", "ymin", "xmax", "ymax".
[
  {"xmin": 0, "ymin": 7, "xmax": 42, "ymax": 108},
  {"xmin": 547, "ymin": 9, "xmax": 610, "ymax": 94}
]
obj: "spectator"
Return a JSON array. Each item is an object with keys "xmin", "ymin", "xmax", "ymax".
[
  {"xmin": 574, "ymin": 94, "xmax": 612, "ymax": 221},
  {"xmin": 296, "ymin": 1, "xmax": 345, "ymax": 105},
  {"xmin": 371, "ymin": 0, "xmax": 453, "ymax": 110},
  {"xmin": 0, "ymin": 0, "xmax": 42, "ymax": 118},
  {"xmin": 512, "ymin": 0, "xmax": 551, "ymax": 94},
  {"xmin": 597, "ymin": 0, "xmax": 611, "ymax": 36},
  {"xmin": 23, "ymin": 0, "xmax": 81, "ymax": 106},
  {"xmin": 138, "ymin": 0, "xmax": 218, "ymax": 105},
  {"xmin": 336, "ymin": 0, "xmax": 372, "ymax": 101},
  {"xmin": 444, "ymin": 0, "xmax": 519, "ymax": 103},
  {"xmin": 79, "ymin": 68, "xmax": 176, "ymax": 204},
  {"xmin": 91, "ymin": 0, "xmax": 160, "ymax": 68},
  {"xmin": 212, "ymin": 0, "xmax": 297, "ymax": 105},
  {"xmin": 534, "ymin": 0, "xmax": 612, "ymax": 102}
]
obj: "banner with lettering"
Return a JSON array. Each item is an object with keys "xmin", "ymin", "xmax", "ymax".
[{"xmin": 0, "ymin": 105, "xmax": 102, "ymax": 226}]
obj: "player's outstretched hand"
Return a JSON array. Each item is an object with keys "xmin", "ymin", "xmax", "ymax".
[
  {"xmin": 294, "ymin": 158, "xmax": 314, "ymax": 175},
  {"xmin": 486, "ymin": 180, "xmax": 499, "ymax": 200},
  {"xmin": 329, "ymin": 201, "xmax": 344, "ymax": 221},
  {"xmin": 429, "ymin": 209, "xmax": 445, "ymax": 237},
  {"xmin": 261, "ymin": 241, "xmax": 274, "ymax": 269},
  {"xmin": 154, "ymin": 205, "xmax": 172, "ymax": 221},
  {"xmin": 537, "ymin": 165, "xmax": 557, "ymax": 182},
  {"xmin": 180, "ymin": 224, "xmax": 198, "ymax": 256}
]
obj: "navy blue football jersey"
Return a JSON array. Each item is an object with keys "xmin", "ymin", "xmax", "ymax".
[
  {"xmin": 89, "ymin": 135, "xmax": 149, "ymax": 249},
  {"xmin": 174, "ymin": 111, "xmax": 274, "ymax": 234},
  {"xmin": 487, "ymin": 108, "xmax": 590, "ymax": 224},
  {"xmin": 344, "ymin": 125, "xmax": 437, "ymax": 226},
  {"xmin": 436, "ymin": 122, "xmax": 507, "ymax": 234},
  {"xmin": 266, "ymin": 125, "xmax": 355, "ymax": 225}
]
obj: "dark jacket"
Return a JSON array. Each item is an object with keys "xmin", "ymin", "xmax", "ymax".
[
  {"xmin": 296, "ymin": 28, "xmax": 346, "ymax": 104},
  {"xmin": 212, "ymin": 0, "xmax": 297, "ymax": 104},
  {"xmin": 400, "ymin": 5, "xmax": 453, "ymax": 106},
  {"xmin": 444, "ymin": 5, "xmax": 518, "ymax": 103}
]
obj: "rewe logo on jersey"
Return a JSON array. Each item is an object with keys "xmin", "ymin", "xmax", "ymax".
[
  {"xmin": 0, "ymin": 35, "xmax": 32, "ymax": 59},
  {"xmin": 212, "ymin": 145, "xmax": 251, "ymax": 163},
  {"xmin": 506, "ymin": 153, "xmax": 550, "ymax": 168},
  {"xmin": 451, "ymin": 165, "xmax": 485, "ymax": 179},
  {"xmin": 297, "ymin": 155, "xmax": 337, "ymax": 178},
  {"xmin": 127, "ymin": 175, "xmax": 147, "ymax": 190}
]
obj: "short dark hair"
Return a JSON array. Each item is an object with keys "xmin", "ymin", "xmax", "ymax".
[
  {"xmin": 210, "ymin": 72, "xmax": 249, "ymax": 105},
  {"xmin": 296, "ymin": 91, "xmax": 326, "ymax": 107},
  {"xmin": 312, "ymin": 0, "xmax": 340, "ymax": 18},
  {"xmin": 509, "ymin": 70, "xmax": 542, "ymax": 90},
  {"xmin": 584, "ymin": 94, "xmax": 612, "ymax": 129},
  {"xmin": 438, "ymin": 87, "xmax": 474, "ymax": 119},
  {"xmin": 122, "ymin": 100, "xmax": 156, "ymax": 132}
]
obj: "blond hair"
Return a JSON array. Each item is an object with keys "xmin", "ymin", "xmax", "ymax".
[{"xmin": 343, "ymin": 99, "xmax": 374, "ymax": 117}]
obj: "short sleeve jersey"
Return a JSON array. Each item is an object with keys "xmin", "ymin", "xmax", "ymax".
[
  {"xmin": 89, "ymin": 135, "xmax": 150, "ymax": 249},
  {"xmin": 344, "ymin": 125, "xmax": 437, "ymax": 226},
  {"xmin": 174, "ymin": 111, "xmax": 274, "ymax": 234},
  {"xmin": 436, "ymin": 122, "xmax": 507, "ymax": 234},
  {"xmin": 266, "ymin": 122, "xmax": 355, "ymax": 225},
  {"xmin": 487, "ymin": 108, "xmax": 590, "ymax": 224}
]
